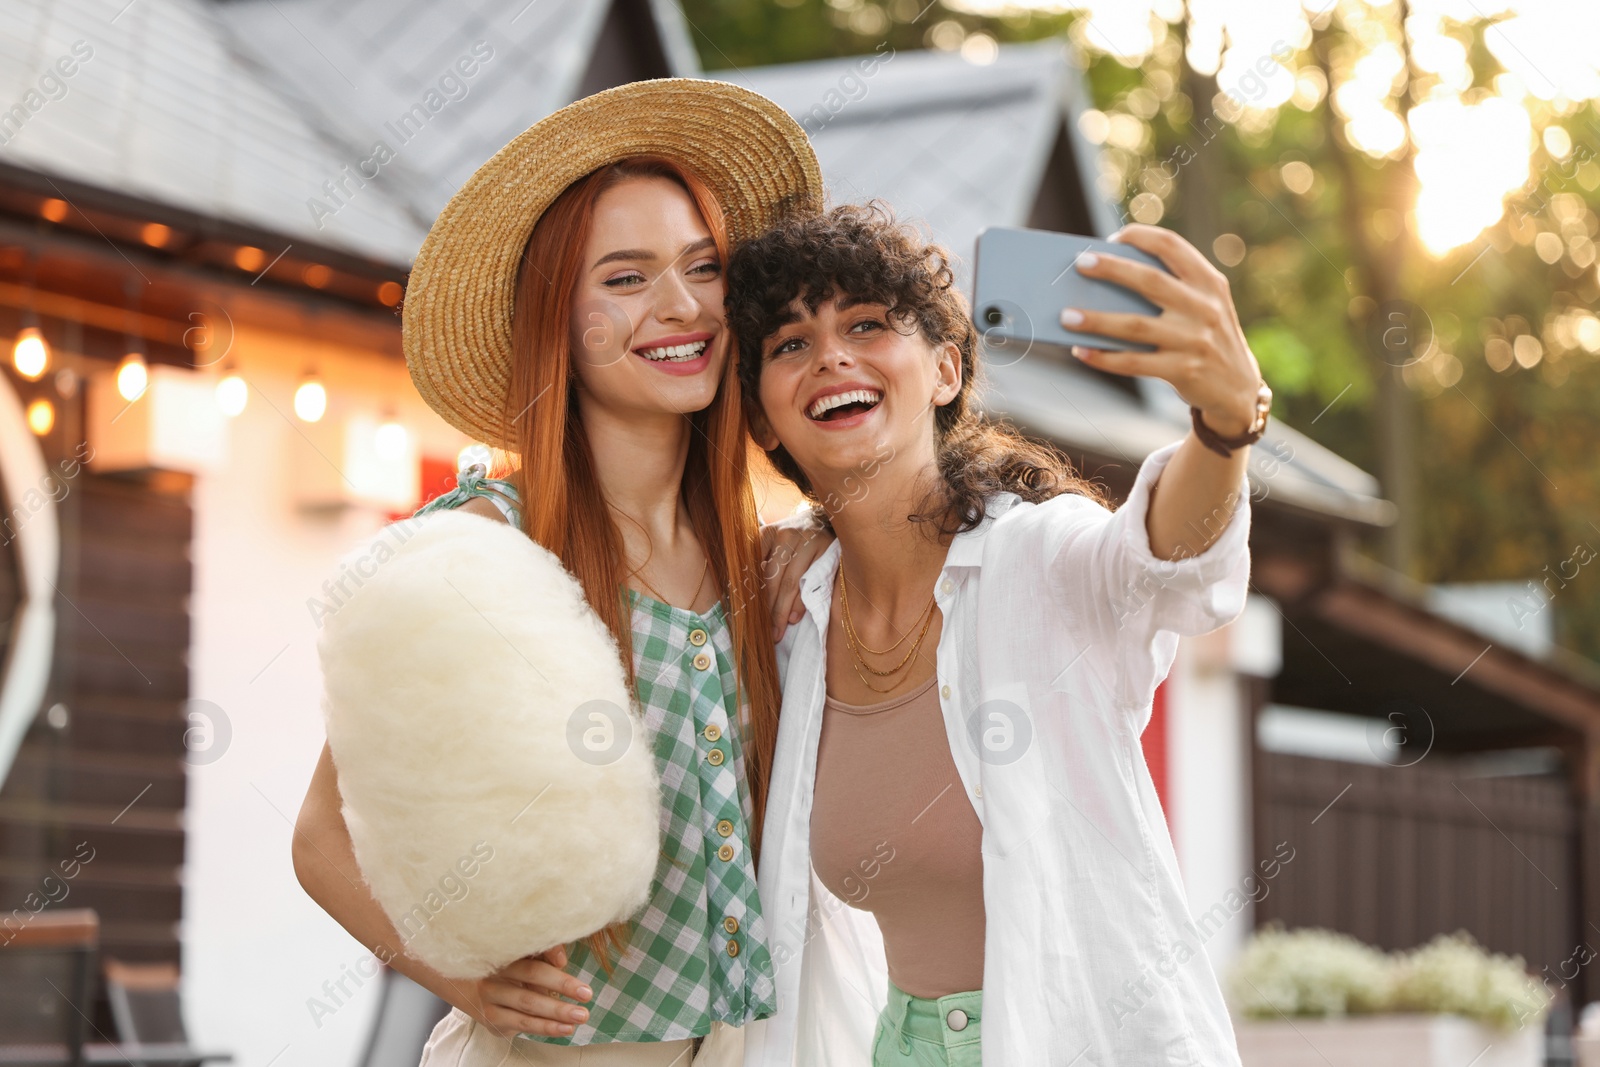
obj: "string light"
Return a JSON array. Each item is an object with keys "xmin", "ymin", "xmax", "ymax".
[
  {"xmin": 216, "ymin": 369, "xmax": 248, "ymax": 417},
  {"xmin": 25, "ymin": 398, "xmax": 54, "ymax": 435},
  {"xmin": 116, "ymin": 352, "xmax": 148, "ymax": 401},
  {"xmin": 12, "ymin": 326, "xmax": 49, "ymax": 380},
  {"xmin": 294, "ymin": 373, "xmax": 327, "ymax": 422}
]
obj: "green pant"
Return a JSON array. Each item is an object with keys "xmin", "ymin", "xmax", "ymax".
[{"xmin": 870, "ymin": 980, "xmax": 983, "ymax": 1066}]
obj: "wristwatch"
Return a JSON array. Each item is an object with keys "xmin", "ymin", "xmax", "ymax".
[{"xmin": 1190, "ymin": 380, "xmax": 1272, "ymax": 458}]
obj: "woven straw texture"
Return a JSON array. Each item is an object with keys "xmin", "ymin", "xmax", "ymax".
[{"xmin": 402, "ymin": 78, "xmax": 824, "ymax": 449}]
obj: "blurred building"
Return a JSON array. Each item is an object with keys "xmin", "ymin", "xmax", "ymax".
[{"xmin": 1, "ymin": 1, "xmax": 1596, "ymax": 1065}]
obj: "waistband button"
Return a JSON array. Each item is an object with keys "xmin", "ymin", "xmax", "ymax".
[{"xmin": 945, "ymin": 1008, "xmax": 968, "ymax": 1032}]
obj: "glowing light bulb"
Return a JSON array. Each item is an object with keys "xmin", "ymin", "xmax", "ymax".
[
  {"xmin": 12, "ymin": 327, "xmax": 49, "ymax": 380},
  {"xmin": 374, "ymin": 421, "xmax": 409, "ymax": 461},
  {"xmin": 117, "ymin": 353, "xmax": 148, "ymax": 401},
  {"xmin": 26, "ymin": 398, "xmax": 54, "ymax": 435},
  {"xmin": 294, "ymin": 378, "xmax": 327, "ymax": 422},
  {"xmin": 216, "ymin": 373, "xmax": 248, "ymax": 417}
]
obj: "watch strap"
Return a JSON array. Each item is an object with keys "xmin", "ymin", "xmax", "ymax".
[{"xmin": 1190, "ymin": 380, "xmax": 1272, "ymax": 458}]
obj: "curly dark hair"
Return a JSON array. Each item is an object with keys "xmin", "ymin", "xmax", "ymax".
[{"xmin": 726, "ymin": 201, "xmax": 1107, "ymax": 535}]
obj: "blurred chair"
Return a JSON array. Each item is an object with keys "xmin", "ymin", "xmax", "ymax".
[
  {"xmin": 355, "ymin": 968, "xmax": 452, "ymax": 1067},
  {"xmin": 93, "ymin": 958, "xmax": 231, "ymax": 1067},
  {"xmin": 0, "ymin": 908, "xmax": 98, "ymax": 1067}
]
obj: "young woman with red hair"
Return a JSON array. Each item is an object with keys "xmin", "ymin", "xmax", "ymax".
[{"xmin": 292, "ymin": 82, "xmax": 828, "ymax": 1067}]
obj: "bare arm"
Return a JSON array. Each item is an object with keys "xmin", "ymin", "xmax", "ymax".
[
  {"xmin": 1143, "ymin": 432, "xmax": 1250, "ymax": 560},
  {"xmin": 294, "ymin": 493, "xmax": 594, "ymax": 1038},
  {"xmin": 1058, "ymin": 224, "xmax": 1261, "ymax": 561},
  {"xmin": 293, "ymin": 743, "xmax": 593, "ymax": 1037}
]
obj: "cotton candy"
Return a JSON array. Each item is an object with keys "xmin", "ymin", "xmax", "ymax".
[{"xmin": 317, "ymin": 509, "xmax": 659, "ymax": 979}]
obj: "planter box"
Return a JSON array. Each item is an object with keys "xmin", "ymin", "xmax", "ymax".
[{"xmin": 1235, "ymin": 1014, "xmax": 1541, "ymax": 1067}]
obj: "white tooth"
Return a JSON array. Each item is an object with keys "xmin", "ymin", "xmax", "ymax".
[
  {"xmin": 809, "ymin": 388, "xmax": 882, "ymax": 418},
  {"xmin": 640, "ymin": 340, "xmax": 709, "ymax": 361}
]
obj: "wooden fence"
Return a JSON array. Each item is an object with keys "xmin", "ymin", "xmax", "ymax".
[{"xmin": 1254, "ymin": 749, "xmax": 1575, "ymax": 986}]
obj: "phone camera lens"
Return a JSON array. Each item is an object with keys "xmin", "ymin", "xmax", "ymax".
[{"xmin": 983, "ymin": 306, "xmax": 1003, "ymax": 327}]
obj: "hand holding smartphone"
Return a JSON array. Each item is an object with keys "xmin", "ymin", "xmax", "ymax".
[
  {"xmin": 971, "ymin": 226, "xmax": 1172, "ymax": 360},
  {"xmin": 971, "ymin": 222, "xmax": 1270, "ymax": 450}
]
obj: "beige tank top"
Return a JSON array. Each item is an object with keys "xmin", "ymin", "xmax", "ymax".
[{"xmin": 809, "ymin": 673, "xmax": 986, "ymax": 998}]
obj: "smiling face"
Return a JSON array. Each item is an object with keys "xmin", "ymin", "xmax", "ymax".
[
  {"xmin": 753, "ymin": 294, "xmax": 961, "ymax": 492},
  {"xmin": 568, "ymin": 175, "xmax": 727, "ymax": 417}
]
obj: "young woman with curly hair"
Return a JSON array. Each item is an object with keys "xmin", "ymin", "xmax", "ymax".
[{"xmin": 725, "ymin": 204, "xmax": 1269, "ymax": 1066}]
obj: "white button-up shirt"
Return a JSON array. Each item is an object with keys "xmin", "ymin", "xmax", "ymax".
[{"xmin": 742, "ymin": 441, "xmax": 1251, "ymax": 1066}]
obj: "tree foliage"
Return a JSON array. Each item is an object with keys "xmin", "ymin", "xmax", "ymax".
[{"xmin": 681, "ymin": 0, "xmax": 1600, "ymax": 661}]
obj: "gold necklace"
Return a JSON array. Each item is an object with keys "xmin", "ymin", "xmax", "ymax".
[
  {"xmin": 633, "ymin": 555, "xmax": 711, "ymax": 609},
  {"xmin": 837, "ymin": 569, "xmax": 937, "ymax": 693},
  {"xmin": 841, "ymin": 579, "xmax": 937, "ymax": 656},
  {"xmin": 839, "ymin": 575, "xmax": 934, "ymax": 676}
]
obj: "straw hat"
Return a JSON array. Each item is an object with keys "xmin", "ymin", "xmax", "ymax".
[{"xmin": 402, "ymin": 78, "xmax": 824, "ymax": 449}]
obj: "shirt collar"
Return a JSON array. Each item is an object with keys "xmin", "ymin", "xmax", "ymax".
[
  {"xmin": 944, "ymin": 490, "xmax": 1021, "ymax": 569},
  {"xmin": 798, "ymin": 491, "xmax": 1023, "ymax": 602}
]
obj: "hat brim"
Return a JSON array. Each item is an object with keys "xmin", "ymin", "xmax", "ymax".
[{"xmin": 403, "ymin": 78, "xmax": 824, "ymax": 450}]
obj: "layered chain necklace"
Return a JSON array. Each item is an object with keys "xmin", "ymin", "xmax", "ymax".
[{"xmin": 837, "ymin": 568, "xmax": 937, "ymax": 694}]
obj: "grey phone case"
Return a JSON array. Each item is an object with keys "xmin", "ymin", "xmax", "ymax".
[{"xmin": 971, "ymin": 226, "xmax": 1170, "ymax": 358}]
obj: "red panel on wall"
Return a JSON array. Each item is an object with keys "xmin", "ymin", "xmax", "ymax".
[
  {"xmin": 387, "ymin": 456, "xmax": 460, "ymax": 522},
  {"xmin": 417, "ymin": 456, "xmax": 458, "ymax": 507},
  {"xmin": 1143, "ymin": 678, "xmax": 1170, "ymax": 829}
]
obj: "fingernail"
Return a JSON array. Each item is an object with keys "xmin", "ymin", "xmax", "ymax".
[
  {"xmin": 1071, "ymin": 346, "xmax": 1089, "ymax": 360},
  {"xmin": 1077, "ymin": 252, "xmax": 1099, "ymax": 268},
  {"xmin": 577, "ymin": 985, "xmax": 593, "ymax": 1000},
  {"xmin": 569, "ymin": 1007, "xmax": 589, "ymax": 1022},
  {"xmin": 1060, "ymin": 308, "xmax": 1083, "ymax": 326},
  {"xmin": 791, "ymin": 608, "xmax": 803, "ymax": 622}
]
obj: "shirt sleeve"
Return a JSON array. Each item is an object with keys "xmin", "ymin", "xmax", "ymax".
[{"xmin": 1041, "ymin": 440, "xmax": 1251, "ymax": 701}]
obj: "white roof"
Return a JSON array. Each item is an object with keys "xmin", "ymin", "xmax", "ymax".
[
  {"xmin": 718, "ymin": 40, "xmax": 1112, "ymax": 288},
  {"xmin": 0, "ymin": 0, "xmax": 696, "ymax": 265},
  {"xmin": 0, "ymin": 0, "xmax": 426, "ymax": 263},
  {"xmin": 210, "ymin": 0, "xmax": 696, "ymax": 236}
]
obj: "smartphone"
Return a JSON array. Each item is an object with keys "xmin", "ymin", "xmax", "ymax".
[{"xmin": 971, "ymin": 226, "xmax": 1171, "ymax": 360}]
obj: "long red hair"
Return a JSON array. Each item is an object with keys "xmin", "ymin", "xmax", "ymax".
[{"xmin": 497, "ymin": 157, "xmax": 781, "ymax": 967}]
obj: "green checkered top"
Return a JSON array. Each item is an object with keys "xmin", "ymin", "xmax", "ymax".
[{"xmin": 413, "ymin": 467, "xmax": 777, "ymax": 1043}]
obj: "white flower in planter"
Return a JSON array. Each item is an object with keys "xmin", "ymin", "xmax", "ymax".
[
  {"xmin": 1230, "ymin": 924, "xmax": 1549, "ymax": 1029},
  {"xmin": 1392, "ymin": 933, "xmax": 1551, "ymax": 1032},
  {"xmin": 1228, "ymin": 925, "xmax": 1553, "ymax": 1067},
  {"xmin": 1229, "ymin": 925, "xmax": 1393, "ymax": 1019}
]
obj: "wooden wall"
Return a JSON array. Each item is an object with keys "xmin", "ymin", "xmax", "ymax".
[
  {"xmin": 0, "ymin": 383, "xmax": 193, "ymax": 1033},
  {"xmin": 1254, "ymin": 749, "xmax": 1574, "ymax": 991}
]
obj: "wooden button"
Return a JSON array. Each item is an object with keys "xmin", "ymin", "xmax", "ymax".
[
  {"xmin": 726, "ymin": 939, "xmax": 740, "ymax": 958},
  {"xmin": 703, "ymin": 723, "xmax": 722, "ymax": 742},
  {"xmin": 707, "ymin": 748, "xmax": 725, "ymax": 766},
  {"xmin": 689, "ymin": 628, "xmax": 708, "ymax": 646},
  {"xmin": 693, "ymin": 652, "xmax": 712, "ymax": 671},
  {"xmin": 716, "ymin": 819, "xmax": 734, "ymax": 837},
  {"xmin": 722, "ymin": 916, "xmax": 739, "ymax": 935},
  {"xmin": 717, "ymin": 843, "xmax": 734, "ymax": 862}
]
